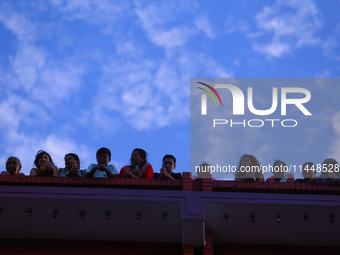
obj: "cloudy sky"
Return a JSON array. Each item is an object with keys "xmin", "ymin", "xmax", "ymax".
[{"xmin": 0, "ymin": 0, "xmax": 339, "ymax": 178}]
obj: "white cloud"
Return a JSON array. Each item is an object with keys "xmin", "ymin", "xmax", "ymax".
[
  {"xmin": 11, "ymin": 44, "xmax": 46, "ymax": 92},
  {"xmin": 0, "ymin": 3, "xmax": 91, "ymax": 170},
  {"xmin": 0, "ymin": 97, "xmax": 21, "ymax": 130},
  {"xmin": 151, "ymin": 26, "xmax": 197, "ymax": 49},
  {"xmin": 0, "ymin": 4, "xmax": 85, "ymax": 106},
  {"xmin": 0, "ymin": 94, "xmax": 49, "ymax": 136},
  {"xmin": 253, "ymin": 42, "xmax": 290, "ymax": 58},
  {"xmin": 134, "ymin": 2, "xmax": 197, "ymax": 50},
  {"xmin": 224, "ymin": 15, "xmax": 248, "ymax": 34},
  {"xmin": 321, "ymin": 37, "xmax": 340, "ymax": 61},
  {"xmin": 85, "ymin": 42, "xmax": 232, "ymax": 131},
  {"xmin": 252, "ymin": 0, "xmax": 323, "ymax": 58},
  {"xmin": 49, "ymin": 0, "xmax": 129, "ymax": 24},
  {"xmin": 8, "ymin": 42, "xmax": 85, "ymax": 109},
  {"xmin": 116, "ymin": 40, "xmax": 144, "ymax": 58},
  {"xmin": 0, "ymin": 3, "xmax": 36, "ymax": 43},
  {"xmin": 195, "ymin": 16, "xmax": 215, "ymax": 38},
  {"xmin": 33, "ymin": 60, "xmax": 84, "ymax": 104},
  {"xmin": 134, "ymin": 0, "xmax": 216, "ymax": 50},
  {"xmin": 92, "ymin": 57, "xmax": 187, "ymax": 131},
  {"xmin": 314, "ymin": 69, "xmax": 331, "ymax": 78},
  {"xmin": 233, "ymin": 59, "xmax": 240, "ymax": 65}
]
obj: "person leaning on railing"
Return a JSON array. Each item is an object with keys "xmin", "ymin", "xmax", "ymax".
[
  {"xmin": 295, "ymin": 162, "xmax": 317, "ymax": 183},
  {"xmin": 266, "ymin": 160, "xmax": 294, "ymax": 182},
  {"xmin": 153, "ymin": 154, "xmax": 182, "ymax": 180},
  {"xmin": 235, "ymin": 154, "xmax": 264, "ymax": 182},
  {"xmin": 85, "ymin": 147, "xmax": 118, "ymax": 178},
  {"xmin": 1, "ymin": 156, "xmax": 25, "ymax": 178},
  {"xmin": 59, "ymin": 153, "xmax": 86, "ymax": 177},
  {"xmin": 315, "ymin": 158, "xmax": 340, "ymax": 184},
  {"xmin": 119, "ymin": 148, "xmax": 153, "ymax": 179},
  {"xmin": 30, "ymin": 150, "xmax": 59, "ymax": 177}
]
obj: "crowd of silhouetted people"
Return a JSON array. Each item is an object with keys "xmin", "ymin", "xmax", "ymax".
[
  {"xmin": 2, "ymin": 148, "xmax": 182, "ymax": 180},
  {"xmin": 2, "ymin": 150, "xmax": 340, "ymax": 184},
  {"xmin": 234, "ymin": 154, "xmax": 340, "ymax": 184}
]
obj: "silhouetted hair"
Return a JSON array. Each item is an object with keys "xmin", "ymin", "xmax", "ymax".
[
  {"xmin": 6, "ymin": 156, "xmax": 22, "ymax": 166},
  {"xmin": 132, "ymin": 148, "xmax": 148, "ymax": 166},
  {"xmin": 274, "ymin": 160, "xmax": 286, "ymax": 168},
  {"xmin": 96, "ymin": 147, "xmax": 111, "ymax": 158},
  {"xmin": 322, "ymin": 158, "xmax": 339, "ymax": 177},
  {"xmin": 65, "ymin": 153, "xmax": 80, "ymax": 168},
  {"xmin": 269, "ymin": 160, "xmax": 287, "ymax": 179},
  {"xmin": 235, "ymin": 154, "xmax": 263, "ymax": 181},
  {"xmin": 163, "ymin": 154, "xmax": 176, "ymax": 164},
  {"xmin": 302, "ymin": 162, "xmax": 316, "ymax": 178},
  {"xmin": 33, "ymin": 150, "xmax": 54, "ymax": 168},
  {"xmin": 302, "ymin": 162, "xmax": 315, "ymax": 169}
]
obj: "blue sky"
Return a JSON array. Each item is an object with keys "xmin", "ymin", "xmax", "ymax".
[{"xmin": 0, "ymin": 0, "xmax": 339, "ymax": 178}]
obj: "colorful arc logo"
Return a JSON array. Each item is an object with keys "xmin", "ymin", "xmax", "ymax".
[
  {"xmin": 196, "ymin": 82, "xmax": 222, "ymax": 106},
  {"xmin": 197, "ymin": 82, "xmax": 222, "ymax": 115}
]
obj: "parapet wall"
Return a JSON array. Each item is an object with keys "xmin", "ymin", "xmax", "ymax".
[
  {"xmin": 2, "ymin": 173, "xmax": 340, "ymax": 195},
  {"xmin": 1, "ymin": 173, "xmax": 340, "ymax": 255}
]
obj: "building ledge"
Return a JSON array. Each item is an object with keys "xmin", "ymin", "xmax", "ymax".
[{"xmin": 1, "ymin": 174, "xmax": 340, "ymax": 195}]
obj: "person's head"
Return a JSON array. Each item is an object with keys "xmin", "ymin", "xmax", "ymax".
[
  {"xmin": 322, "ymin": 158, "xmax": 339, "ymax": 177},
  {"xmin": 272, "ymin": 160, "xmax": 287, "ymax": 179},
  {"xmin": 238, "ymin": 155, "xmax": 260, "ymax": 170},
  {"xmin": 241, "ymin": 156, "xmax": 252, "ymax": 168},
  {"xmin": 130, "ymin": 148, "xmax": 147, "ymax": 167},
  {"xmin": 302, "ymin": 162, "xmax": 316, "ymax": 179},
  {"xmin": 162, "ymin": 154, "xmax": 176, "ymax": 174},
  {"xmin": 34, "ymin": 150, "xmax": 53, "ymax": 168},
  {"xmin": 236, "ymin": 154, "xmax": 262, "ymax": 180},
  {"xmin": 64, "ymin": 153, "xmax": 80, "ymax": 169},
  {"xmin": 6, "ymin": 156, "xmax": 22, "ymax": 175},
  {"xmin": 96, "ymin": 147, "xmax": 111, "ymax": 166}
]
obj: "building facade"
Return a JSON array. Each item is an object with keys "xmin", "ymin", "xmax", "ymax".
[{"xmin": 1, "ymin": 173, "xmax": 339, "ymax": 254}]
